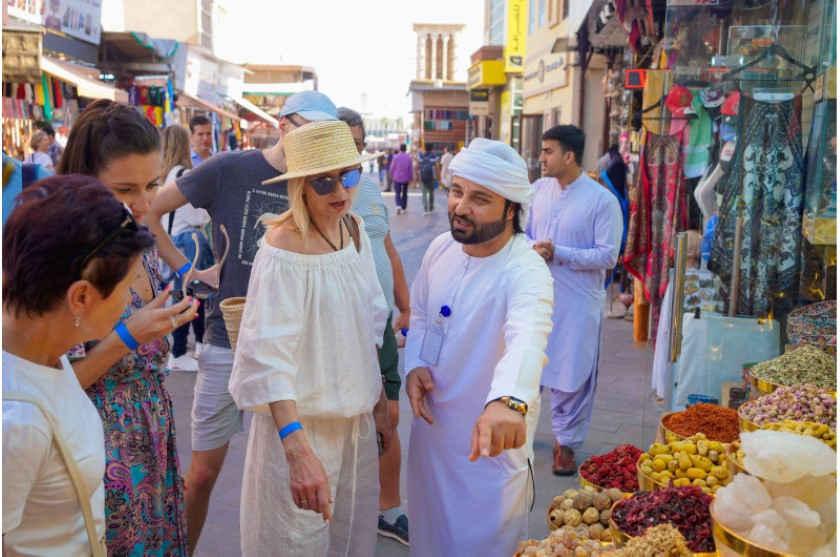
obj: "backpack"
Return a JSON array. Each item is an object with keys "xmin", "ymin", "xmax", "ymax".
[
  {"xmin": 419, "ymin": 154, "xmax": 436, "ymax": 183},
  {"xmin": 21, "ymin": 163, "xmax": 39, "ymax": 189}
]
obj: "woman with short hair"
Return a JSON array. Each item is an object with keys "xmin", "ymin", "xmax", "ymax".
[
  {"xmin": 2, "ymin": 174, "xmax": 155, "ymax": 556},
  {"xmin": 59, "ymin": 99, "xmax": 197, "ymax": 556},
  {"xmin": 24, "ymin": 129, "xmax": 54, "ymax": 170},
  {"xmin": 230, "ymin": 120, "xmax": 390, "ymax": 556}
]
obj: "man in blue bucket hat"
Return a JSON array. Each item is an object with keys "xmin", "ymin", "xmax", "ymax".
[{"xmin": 146, "ymin": 90, "xmax": 338, "ymax": 554}]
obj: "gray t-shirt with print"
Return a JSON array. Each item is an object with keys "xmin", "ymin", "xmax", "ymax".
[{"xmin": 177, "ymin": 149, "xmax": 287, "ymax": 349}]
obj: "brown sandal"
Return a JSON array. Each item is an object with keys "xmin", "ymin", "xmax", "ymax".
[{"xmin": 553, "ymin": 442, "xmax": 577, "ymax": 476}]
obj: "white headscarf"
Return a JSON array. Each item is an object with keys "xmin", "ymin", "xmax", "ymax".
[{"xmin": 447, "ymin": 138, "xmax": 533, "ymax": 226}]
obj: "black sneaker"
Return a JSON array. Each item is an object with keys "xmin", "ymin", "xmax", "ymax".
[{"xmin": 377, "ymin": 514, "xmax": 409, "ymax": 545}]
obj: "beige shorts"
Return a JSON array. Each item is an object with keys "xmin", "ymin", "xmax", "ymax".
[{"xmin": 192, "ymin": 343, "xmax": 244, "ymax": 452}]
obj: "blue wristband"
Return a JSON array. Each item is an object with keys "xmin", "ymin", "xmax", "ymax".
[
  {"xmin": 175, "ymin": 262, "xmax": 192, "ymax": 278},
  {"xmin": 279, "ymin": 421, "xmax": 302, "ymax": 440},
  {"xmin": 114, "ymin": 322, "xmax": 140, "ymax": 351}
]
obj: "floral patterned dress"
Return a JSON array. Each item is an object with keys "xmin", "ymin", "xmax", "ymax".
[
  {"xmin": 70, "ymin": 250, "xmax": 188, "ymax": 556},
  {"xmin": 624, "ymin": 130, "xmax": 687, "ymax": 342}
]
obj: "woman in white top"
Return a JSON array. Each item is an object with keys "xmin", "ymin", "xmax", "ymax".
[
  {"xmin": 2, "ymin": 174, "xmax": 156, "ymax": 556},
  {"xmin": 229, "ymin": 120, "xmax": 390, "ymax": 557},
  {"xmin": 24, "ymin": 129, "xmax": 54, "ymax": 170}
]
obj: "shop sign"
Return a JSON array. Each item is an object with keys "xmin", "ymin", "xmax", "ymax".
[
  {"xmin": 523, "ymin": 55, "xmax": 566, "ymax": 86},
  {"xmin": 503, "ymin": 0, "xmax": 528, "ymax": 73},
  {"xmin": 10, "ymin": 0, "xmax": 103, "ymax": 46},
  {"xmin": 2, "ymin": 29, "xmax": 42, "ymax": 82},
  {"xmin": 469, "ymin": 88, "xmax": 490, "ymax": 116},
  {"xmin": 184, "ymin": 50, "xmax": 220, "ymax": 103},
  {"xmin": 468, "ymin": 59, "xmax": 507, "ymax": 89}
]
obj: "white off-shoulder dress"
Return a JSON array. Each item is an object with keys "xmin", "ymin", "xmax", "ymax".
[{"xmin": 229, "ymin": 216, "xmax": 388, "ymax": 557}]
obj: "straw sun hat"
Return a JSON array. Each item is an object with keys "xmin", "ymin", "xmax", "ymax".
[{"xmin": 263, "ymin": 120, "xmax": 382, "ymax": 185}]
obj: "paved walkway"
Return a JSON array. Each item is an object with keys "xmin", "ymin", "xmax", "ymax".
[{"xmin": 166, "ymin": 181, "xmax": 661, "ymax": 556}]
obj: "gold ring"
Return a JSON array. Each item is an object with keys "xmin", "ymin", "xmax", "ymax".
[
  {"xmin": 170, "ymin": 315, "xmax": 178, "ymax": 329},
  {"xmin": 300, "ymin": 499, "xmax": 308, "ymax": 506}
]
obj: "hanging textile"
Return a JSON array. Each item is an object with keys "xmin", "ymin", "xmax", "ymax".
[
  {"xmin": 709, "ymin": 95, "xmax": 805, "ymax": 318},
  {"xmin": 624, "ymin": 131, "xmax": 687, "ymax": 342},
  {"xmin": 41, "ymin": 74, "xmax": 53, "ymax": 121}
]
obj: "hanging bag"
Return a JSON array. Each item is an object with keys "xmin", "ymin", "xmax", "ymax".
[{"xmin": 2, "ymin": 391, "xmax": 107, "ymax": 557}]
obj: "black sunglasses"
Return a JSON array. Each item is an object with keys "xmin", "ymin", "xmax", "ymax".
[
  {"xmin": 309, "ymin": 168, "xmax": 362, "ymax": 195},
  {"xmin": 177, "ymin": 225, "xmax": 231, "ymax": 300},
  {"xmin": 81, "ymin": 203, "xmax": 138, "ymax": 270}
]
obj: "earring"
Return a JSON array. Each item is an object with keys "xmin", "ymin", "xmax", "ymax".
[{"xmin": 75, "ymin": 316, "xmax": 81, "ymax": 328}]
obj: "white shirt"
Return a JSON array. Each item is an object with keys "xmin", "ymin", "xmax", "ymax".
[
  {"xmin": 229, "ymin": 216, "xmax": 389, "ymax": 418},
  {"xmin": 405, "ymin": 233, "xmax": 553, "ymax": 557},
  {"xmin": 2, "ymin": 351, "xmax": 106, "ymax": 556},
  {"xmin": 351, "ymin": 174, "xmax": 394, "ymax": 309},
  {"xmin": 160, "ymin": 166, "xmax": 210, "ymax": 237},
  {"xmin": 439, "ymin": 151, "xmax": 454, "ymax": 187},
  {"xmin": 527, "ymin": 173, "xmax": 623, "ymax": 391},
  {"xmin": 24, "ymin": 151, "xmax": 53, "ymax": 168}
]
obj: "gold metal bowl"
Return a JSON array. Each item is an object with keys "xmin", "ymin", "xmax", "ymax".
[
  {"xmin": 578, "ymin": 463, "xmax": 637, "ymax": 496},
  {"xmin": 578, "ymin": 464, "xmax": 603, "ymax": 492},
  {"xmin": 738, "ymin": 403, "xmax": 761, "ymax": 433},
  {"xmin": 637, "ymin": 466, "xmax": 669, "ymax": 491},
  {"xmin": 746, "ymin": 371, "xmax": 781, "ymax": 398},
  {"xmin": 710, "ymin": 499, "xmax": 799, "ymax": 557},
  {"xmin": 725, "ymin": 444, "xmax": 750, "ymax": 479},
  {"xmin": 659, "ymin": 411, "xmax": 687, "ymax": 444}
]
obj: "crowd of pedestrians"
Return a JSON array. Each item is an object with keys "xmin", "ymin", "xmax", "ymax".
[{"xmin": 3, "ymin": 87, "xmax": 622, "ymax": 557}]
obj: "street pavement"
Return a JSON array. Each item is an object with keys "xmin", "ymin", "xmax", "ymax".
[{"xmin": 166, "ymin": 175, "xmax": 661, "ymax": 556}]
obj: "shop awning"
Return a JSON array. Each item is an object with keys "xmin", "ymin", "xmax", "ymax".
[
  {"xmin": 233, "ymin": 96, "xmax": 279, "ymax": 128},
  {"xmin": 40, "ymin": 56, "xmax": 128, "ymax": 103},
  {"xmin": 178, "ymin": 91, "xmax": 241, "ymax": 122}
]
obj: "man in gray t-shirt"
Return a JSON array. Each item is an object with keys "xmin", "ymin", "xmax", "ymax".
[{"xmin": 146, "ymin": 91, "xmax": 338, "ymax": 554}]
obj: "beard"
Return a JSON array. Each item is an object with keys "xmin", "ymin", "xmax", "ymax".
[{"xmin": 448, "ymin": 210, "xmax": 508, "ymax": 245}]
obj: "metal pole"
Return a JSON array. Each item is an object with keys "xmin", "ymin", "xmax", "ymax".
[
  {"xmin": 664, "ymin": 232, "xmax": 689, "ymax": 412},
  {"xmin": 670, "ymin": 233, "xmax": 689, "ymax": 362},
  {"xmin": 728, "ymin": 216, "xmax": 744, "ymax": 318}
]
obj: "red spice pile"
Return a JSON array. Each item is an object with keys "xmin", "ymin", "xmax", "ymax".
[
  {"xmin": 580, "ymin": 444, "xmax": 643, "ymax": 493},
  {"xmin": 611, "ymin": 485, "xmax": 714, "ymax": 553},
  {"xmin": 662, "ymin": 403, "xmax": 740, "ymax": 443}
]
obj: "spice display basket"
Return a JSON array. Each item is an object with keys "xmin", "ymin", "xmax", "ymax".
[
  {"xmin": 724, "ymin": 444, "xmax": 751, "ymax": 479},
  {"xmin": 737, "ymin": 404, "xmax": 761, "ymax": 433},
  {"xmin": 608, "ymin": 499, "xmax": 716, "ymax": 555},
  {"xmin": 637, "ymin": 465, "xmax": 670, "ymax": 492},
  {"xmin": 710, "ymin": 500, "xmax": 798, "ymax": 557},
  {"xmin": 745, "ymin": 371, "xmax": 781, "ymax": 398},
  {"xmin": 578, "ymin": 464, "xmax": 637, "ymax": 496},
  {"xmin": 220, "ymin": 297, "xmax": 247, "ymax": 352},
  {"xmin": 658, "ymin": 411, "xmax": 688, "ymax": 443},
  {"xmin": 786, "ymin": 300, "xmax": 837, "ymax": 357}
]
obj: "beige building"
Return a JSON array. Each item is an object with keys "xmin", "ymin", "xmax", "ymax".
[
  {"xmin": 408, "ymin": 23, "xmax": 470, "ymax": 153},
  {"xmin": 521, "ymin": 0, "xmax": 610, "ymax": 179}
]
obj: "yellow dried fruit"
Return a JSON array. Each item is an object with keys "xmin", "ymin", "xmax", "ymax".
[
  {"xmin": 686, "ymin": 467, "xmax": 706, "ymax": 480},
  {"xmin": 690, "ymin": 454, "xmax": 713, "ymax": 472}
]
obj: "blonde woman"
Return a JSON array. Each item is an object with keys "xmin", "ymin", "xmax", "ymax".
[
  {"xmin": 159, "ymin": 125, "xmax": 212, "ymax": 371},
  {"xmin": 24, "ymin": 129, "xmax": 54, "ymax": 170},
  {"xmin": 229, "ymin": 120, "xmax": 390, "ymax": 557}
]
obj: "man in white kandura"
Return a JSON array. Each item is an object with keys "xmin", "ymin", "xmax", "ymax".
[
  {"xmin": 405, "ymin": 138, "xmax": 554, "ymax": 557},
  {"xmin": 528, "ymin": 125, "xmax": 623, "ymax": 475}
]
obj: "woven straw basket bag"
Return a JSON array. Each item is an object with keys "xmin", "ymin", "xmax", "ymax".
[{"xmin": 219, "ymin": 297, "xmax": 247, "ymax": 352}]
